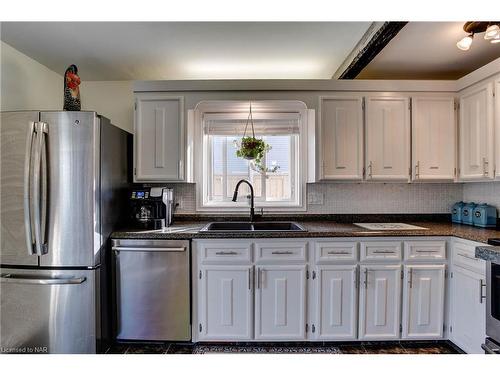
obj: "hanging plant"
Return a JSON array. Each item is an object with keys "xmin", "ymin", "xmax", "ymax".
[{"xmin": 233, "ymin": 103, "xmax": 280, "ymax": 176}]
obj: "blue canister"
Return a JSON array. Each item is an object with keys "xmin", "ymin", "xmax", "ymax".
[
  {"xmin": 473, "ymin": 204, "xmax": 498, "ymax": 228},
  {"xmin": 462, "ymin": 202, "xmax": 477, "ymax": 225},
  {"xmin": 452, "ymin": 201, "xmax": 465, "ymax": 223}
]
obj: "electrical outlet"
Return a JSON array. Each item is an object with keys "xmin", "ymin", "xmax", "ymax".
[
  {"xmin": 176, "ymin": 197, "xmax": 183, "ymax": 210},
  {"xmin": 308, "ymin": 192, "xmax": 324, "ymax": 205}
]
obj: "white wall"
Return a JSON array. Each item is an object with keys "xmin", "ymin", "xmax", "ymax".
[
  {"xmin": 1, "ymin": 41, "xmax": 63, "ymax": 111},
  {"xmin": 80, "ymin": 81, "xmax": 134, "ymax": 132}
]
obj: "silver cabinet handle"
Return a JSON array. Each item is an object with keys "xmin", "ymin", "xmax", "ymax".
[
  {"xmin": 458, "ymin": 252, "xmax": 478, "ymax": 261},
  {"xmin": 112, "ymin": 246, "xmax": 186, "ymax": 252},
  {"xmin": 0, "ymin": 274, "xmax": 86, "ymax": 285},
  {"xmin": 364, "ymin": 268, "xmax": 368, "ymax": 289},
  {"xmin": 483, "ymin": 157, "xmax": 489, "ymax": 176},
  {"xmin": 355, "ymin": 267, "xmax": 359, "ymax": 289},
  {"xmin": 24, "ymin": 122, "xmax": 36, "ymax": 255},
  {"xmin": 368, "ymin": 161, "xmax": 373, "ymax": 179},
  {"xmin": 416, "ymin": 250, "xmax": 439, "ymax": 253},
  {"xmin": 327, "ymin": 251, "xmax": 350, "ymax": 255},
  {"xmin": 248, "ymin": 268, "xmax": 252, "ymax": 290},
  {"xmin": 415, "ymin": 161, "xmax": 420, "ymax": 179},
  {"xmin": 271, "ymin": 251, "xmax": 293, "ymax": 255},
  {"xmin": 409, "ymin": 268, "xmax": 413, "ymax": 289},
  {"xmin": 215, "ymin": 251, "xmax": 238, "ymax": 255},
  {"xmin": 257, "ymin": 268, "xmax": 261, "ymax": 289},
  {"xmin": 480, "ymin": 279, "xmax": 486, "ymax": 304},
  {"xmin": 373, "ymin": 250, "xmax": 395, "ymax": 254}
]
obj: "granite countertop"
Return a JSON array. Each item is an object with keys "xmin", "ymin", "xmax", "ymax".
[
  {"xmin": 476, "ymin": 246, "xmax": 500, "ymax": 263},
  {"xmin": 112, "ymin": 220, "xmax": 500, "ymax": 244}
]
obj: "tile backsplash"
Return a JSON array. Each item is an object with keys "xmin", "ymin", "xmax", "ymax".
[
  {"xmin": 164, "ymin": 182, "xmax": 466, "ymax": 215},
  {"xmin": 305, "ymin": 183, "xmax": 463, "ymax": 214},
  {"xmin": 463, "ymin": 182, "xmax": 500, "ymax": 217}
]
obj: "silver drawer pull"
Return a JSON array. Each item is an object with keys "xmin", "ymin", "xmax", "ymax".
[
  {"xmin": 112, "ymin": 246, "xmax": 186, "ymax": 252},
  {"xmin": 327, "ymin": 251, "xmax": 350, "ymax": 255},
  {"xmin": 373, "ymin": 250, "xmax": 395, "ymax": 254},
  {"xmin": 0, "ymin": 274, "xmax": 86, "ymax": 285},
  {"xmin": 271, "ymin": 251, "xmax": 294, "ymax": 255},
  {"xmin": 215, "ymin": 251, "xmax": 238, "ymax": 255},
  {"xmin": 415, "ymin": 250, "xmax": 439, "ymax": 253},
  {"xmin": 458, "ymin": 252, "xmax": 478, "ymax": 261}
]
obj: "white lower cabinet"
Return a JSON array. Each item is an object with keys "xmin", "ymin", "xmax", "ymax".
[
  {"xmin": 359, "ymin": 264, "xmax": 402, "ymax": 340},
  {"xmin": 315, "ymin": 265, "xmax": 358, "ymax": 340},
  {"xmin": 402, "ymin": 264, "xmax": 445, "ymax": 339},
  {"xmin": 255, "ymin": 265, "xmax": 307, "ymax": 340},
  {"xmin": 198, "ymin": 265, "xmax": 253, "ymax": 340},
  {"xmin": 450, "ymin": 265, "xmax": 486, "ymax": 353}
]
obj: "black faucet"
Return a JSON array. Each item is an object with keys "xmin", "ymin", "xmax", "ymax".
[{"xmin": 232, "ymin": 179, "xmax": 256, "ymax": 222}]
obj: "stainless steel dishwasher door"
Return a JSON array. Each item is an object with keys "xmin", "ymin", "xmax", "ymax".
[{"xmin": 112, "ymin": 239, "xmax": 190, "ymax": 341}]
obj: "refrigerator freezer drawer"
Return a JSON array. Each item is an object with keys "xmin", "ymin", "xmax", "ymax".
[
  {"xmin": 0, "ymin": 268, "xmax": 98, "ymax": 354},
  {"xmin": 112, "ymin": 239, "xmax": 191, "ymax": 341}
]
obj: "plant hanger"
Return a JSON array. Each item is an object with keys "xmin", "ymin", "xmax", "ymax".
[{"xmin": 242, "ymin": 102, "xmax": 256, "ymax": 139}]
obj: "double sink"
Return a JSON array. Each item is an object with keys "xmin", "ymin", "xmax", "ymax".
[{"xmin": 200, "ymin": 221, "xmax": 306, "ymax": 232}]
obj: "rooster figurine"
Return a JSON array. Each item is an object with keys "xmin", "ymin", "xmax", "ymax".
[{"xmin": 63, "ymin": 64, "xmax": 81, "ymax": 111}]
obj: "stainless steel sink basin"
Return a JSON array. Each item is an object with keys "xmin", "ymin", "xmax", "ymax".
[{"xmin": 200, "ymin": 221, "xmax": 306, "ymax": 232}]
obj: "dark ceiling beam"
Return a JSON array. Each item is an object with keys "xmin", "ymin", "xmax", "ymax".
[{"xmin": 335, "ymin": 21, "xmax": 408, "ymax": 80}]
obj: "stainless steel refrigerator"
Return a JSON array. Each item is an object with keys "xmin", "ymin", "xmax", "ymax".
[{"xmin": 0, "ymin": 111, "xmax": 130, "ymax": 354}]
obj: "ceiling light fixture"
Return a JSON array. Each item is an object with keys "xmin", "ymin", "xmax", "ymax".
[
  {"xmin": 457, "ymin": 21, "xmax": 500, "ymax": 50},
  {"xmin": 484, "ymin": 24, "xmax": 500, "ymax": 40},
  {"xmin": 457, "ymin": 34, "xmax": 474, "ymax": 51}
]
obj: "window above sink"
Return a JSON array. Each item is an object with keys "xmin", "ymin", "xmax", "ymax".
[{"xmin": 191, "ymin": 100, "xmax": 315, "ymax": 212}]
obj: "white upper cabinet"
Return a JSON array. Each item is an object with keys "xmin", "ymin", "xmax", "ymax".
[
  {"xmin": 358, "ymin": 264, "xmax": 402, "ymax": 340},
  {"xmin": 402, "ymin": 264, "xmax": 445, "ymax": 339},
  {"xmin": 255, "ymin": 265, "xmax": 306, "ymax": 340},
  {"xmin": 459, "ymin": 82, "xmax": 495, "ymax": 181},
  {"xmin": 365, "ymin": 97, "xmax": 410, "ymax": 181},
  {"xmin": 319, "ymin": 97, "xmax": 364, "ymax": 180},
  {"xmin": 134, "ymin": 94, "xmax": 185, "ymax": 182},
  {"xmin": 495, "ymin": 76, "xmax": 500, "ymax": 180},
  {"xmin": 411, "ymin": 97, "xmax": 456, "ymax": 181}
]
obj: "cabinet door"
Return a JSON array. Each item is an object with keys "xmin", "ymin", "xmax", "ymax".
[
  {"xmin": 412, "ymin": 97, "xmax": 456, "ymax": 181},
  {"xmin": 315, "ymin": 265, "xmax": 358, "ymax": 340},
  {"xmin": 450, "ymin": 266, "xmax": 486, "ymax": 353},
  {"xmin": 495, "ymin": 77, "xmax": 500, "ymax": 179},
  {"xmin": 255, "ymin": 265, "xmax": 306, "ymax": 340},
  {"xmin": 459, "ymin": 82, "xmax": 494, "ymax": 181},
  {"xmin": 134, "ymin": 94, "xmax": 184, "ymax": 182},
  {"xmin": 359, "ymin": 264, "xmax": 402, "ymax": 340},
  {"xmin": 319, "ymin": 97, "xmax": 364, "ymax": 180},
  {"xmin": 402, "ymin": 264, "xmax": 445, "ymax": 339},
  {"xmin": 199, "ymin": 265, "xmax": 253, "ymax": 340},
  {"xmin": 365, "ymin": 97, "xmax": 410, "ymax": 181}
]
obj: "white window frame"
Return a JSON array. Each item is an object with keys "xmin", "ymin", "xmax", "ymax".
[{"xmin": 192, "ymin": 100, "xmax": 313, "ymax": 212}]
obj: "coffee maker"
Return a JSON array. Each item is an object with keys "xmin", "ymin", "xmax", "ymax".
[{"xmin": 129, "ymin": 187, "xmax": 174, "ymax": 229}]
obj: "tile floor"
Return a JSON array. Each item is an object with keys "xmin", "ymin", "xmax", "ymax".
[{"xmin": 106, "ymin": 341, "xmax": 463, "ymax": 354}]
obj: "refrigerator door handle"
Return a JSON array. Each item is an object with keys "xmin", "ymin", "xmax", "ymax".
[
  {"xmin": 32, "ymin": 122, "xmax": 48, "ymax": 256},
  {"xmin": 0, "ymin": 274, "xmax": 86, "ymax": 285},
  {"xmin": 24, "ymin": 121, "xmax": 36, "ymax": 255}
]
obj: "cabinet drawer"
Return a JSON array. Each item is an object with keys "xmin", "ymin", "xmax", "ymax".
[
  {"xmin": 315, "ymin": 241, "xmax": 358, "ymax": 263},
  {"xmin": 199, "ymin": 242, "xmax": 252, "ymax": 263},
  {"xmin": 404, "ymin": 241, "xmax": 446, "ymax": 261},
  {"xmin": 452, "ymin": 240, "xmax": 486, "ymax": 274},
  {"xmin": 360, "ymin": 241, "xmax": 402, "ymax": 262},
  {"xmin": 256, "ymin": 242, "xmax": 307, "ymax": 263}
]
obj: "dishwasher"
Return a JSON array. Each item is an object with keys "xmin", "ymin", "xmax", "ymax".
[{"xmin": 111, "ymin": 239, "xmax": 191, "ymax": 341}]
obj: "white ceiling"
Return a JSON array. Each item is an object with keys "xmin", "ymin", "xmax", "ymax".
[
  {"xmin": 0, "ymin": 22, "xmax": 371, "ymax": 80},
  {"xmin": 358, "ymin": 22, "xmax": 500, "ymax": 80}
]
